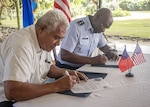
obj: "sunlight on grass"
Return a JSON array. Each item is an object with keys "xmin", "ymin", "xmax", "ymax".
[{"xmin": 105, "ymin": 19, "xmax": 150, "ymax": 38}]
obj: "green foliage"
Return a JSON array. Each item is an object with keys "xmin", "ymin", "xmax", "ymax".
[
  {"xmin": 38, "ymin": 0, "xmax": 54, "ymax": 10},
  {"xmin": 85, "ymin": 1, "xmax": 97, "ymax": 15},
  {"xmin": 0, "ymin": 0, "xmax": 15, "ymax": 20},
  {"xmin": 35, "ymin": 0, "xmax": 97, "ymax": 18},
  {"xmin": 2, "ymin": 0, "xmax": 14, "ymax": 7},
  {"xmin": 70, "ymin": 0, "xmax": 83, "ymax": 5},
  {"xmin": 112, "ymin": 8, "xmax": 130, "ymax": 17},
  {"xmin": 119, "ymin": 0, "xmax": 150, "ymax": 11},
  {"xmin": 70, "ymin": 0, "xmax": 97, "ymax": 17}
]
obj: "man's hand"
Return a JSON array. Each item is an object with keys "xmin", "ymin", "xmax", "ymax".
[
  {"xmin": 55, "ymin": 75, "xmax": 77, "ymax": 91},
  {"xmin": 91, "ymin": 55, "xmax": 108, "ymax": 65},
  {"xmin": 63, "ymin": 70, "xmax": 88, "ymax": 83},
  {"xmin": 105, "ymin": 49, "xmax": 119, "ymax": 61}
]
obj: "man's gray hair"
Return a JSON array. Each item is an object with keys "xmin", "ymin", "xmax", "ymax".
[{"xmin": 36, "ymin": 8, "xmax": 69, "ymax": 33}]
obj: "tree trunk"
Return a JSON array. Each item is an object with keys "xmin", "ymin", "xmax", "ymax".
[
  {"xmin": 92, "ymin": 0, "xmax": 102, "ymax": 10},
  {"xmin": 97, "ymin": 0, "xmax": 102, "ymax": 10},
  {"xmin": 14, "ymin": 0, "xmax": 21, "ymax": 29},
  {"xmin": 0, "ymin": 2, "xmax": 3, "ymax": 25}
]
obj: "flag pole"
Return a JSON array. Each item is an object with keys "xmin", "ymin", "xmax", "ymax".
[
  {"xmin": 126, "ymin": 68, "xmax": 134, "ymax": 77},
  {"xmin": 125, "ymin": 45, "xmax": 134, "ymax": 77},
  {"xmin": 137, "ymin": 39, "xmax": 139, "ymax": 44}
]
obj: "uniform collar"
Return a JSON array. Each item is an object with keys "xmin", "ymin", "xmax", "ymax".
[{"xmin": 84, "ymin": 16, "xmax": 94, "ymax": 32}]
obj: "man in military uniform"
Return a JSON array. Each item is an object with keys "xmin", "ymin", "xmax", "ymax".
[{"xmin": 56, "ymin": 8, "xmax": 119, "ymax": 70}]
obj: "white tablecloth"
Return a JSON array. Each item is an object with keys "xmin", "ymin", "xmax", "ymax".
[{"xmin": 13, "ymin": 54, "xmax": 150, "ymax": 107}]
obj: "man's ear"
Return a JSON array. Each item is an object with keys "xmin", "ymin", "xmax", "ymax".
[{"xmin": 40, "ymin": 25, "xmax": 47, "ymax": 31}]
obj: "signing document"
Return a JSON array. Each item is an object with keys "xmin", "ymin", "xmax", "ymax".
[
  {"xmin": 91, "ymin": 60, "xmax": 119, "ymax": 68},
  {"xmin": 71, "ymin": 78, "xmax": 112, "ymax": 93}
]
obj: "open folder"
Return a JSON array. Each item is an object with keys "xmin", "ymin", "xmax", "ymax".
[
  {"xmin": 58, "ymin": 71, "xmax": 107, "ymax": 97},
  {"xmin": 91, "ymin": 64, "xmax": 118, "ymax": 68}
]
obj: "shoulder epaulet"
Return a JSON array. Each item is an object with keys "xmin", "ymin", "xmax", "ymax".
[{"xmin": 77, "ymin": 20, "xmax": 85, "ymax": 26}]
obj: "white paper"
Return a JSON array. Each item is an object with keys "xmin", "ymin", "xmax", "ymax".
[
  {"xmin": 71, "ymin": 78, "xmax": 112, "ymax": 93},
  {"xmin": 105, "ymin": 60, "xmax": 119, "ymax": 65}
]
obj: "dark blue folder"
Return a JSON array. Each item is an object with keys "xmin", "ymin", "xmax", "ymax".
[
  {"xmin": 91, "ymin": 64, "xmax": 118, "ymax": 68},
  {"xmin": 58, "ymin": 71, "xmax": 107, "ymax": 97}
]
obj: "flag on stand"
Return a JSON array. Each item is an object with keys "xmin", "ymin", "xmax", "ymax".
[
  {"xmin": 131, "ymin": 43, "xmax": 146, "ymax": 65},
  {"xmin": 118, "ymin": 47, "xmax": 134, "ymax": 72},
  {"xmin": 54, "ymin": 0, "xmax": 71, "ymax": 22}
]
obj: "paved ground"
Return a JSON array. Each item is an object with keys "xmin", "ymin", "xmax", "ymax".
[
  {"xmin": 107, "ymin": 35, "xmax": 150, "ymax": 54},
  {"xmin": 107, "ymin": 40, "xmax": 150, "ymax": 54}
]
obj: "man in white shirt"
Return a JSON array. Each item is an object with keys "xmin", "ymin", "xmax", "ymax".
[{"xmin": 0, "ymin": 9, "xmax": 88, "ymax": 107}]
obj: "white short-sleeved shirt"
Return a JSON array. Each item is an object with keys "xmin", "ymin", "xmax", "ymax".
[
  {"xmin": 0, "ymin": 25, "xmax": 52, "ymax": 102},
  {"xmin": 57, "ymin": 16, "xmax": 107, "ymax": 67}
]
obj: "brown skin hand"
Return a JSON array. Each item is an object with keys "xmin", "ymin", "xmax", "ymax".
[
  {"xmin": 61, "ymin": 48, "xmax": 107, "ymax": 65},
  {"xmin": 4, "ymin": 64, "xmax": 88, "ymax": 101}
]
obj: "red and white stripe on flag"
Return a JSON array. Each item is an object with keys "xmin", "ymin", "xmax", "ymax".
[
  {"xmin": 131, "ymin": 53, "xmax": 146, "ymax": 65},
  {"xmin": 54, "ymin": 0, "xmax": 71, "ymax": 22},
  {"xmin": 131, "ymin": 43, "xmax": 146, "ymax": 65}
]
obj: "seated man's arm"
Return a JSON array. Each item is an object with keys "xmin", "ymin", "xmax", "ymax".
[
  {"xmin": 100, "ymin": 45, "xmax": 119, "ymax": 61},
  {"xmin": 4, "ymin": 65, "xmax": 88, "ymax": 101},
  {"xmin": 4, "ymin": 80, "xmax": 60, "ymax": 101},
  {"xmin": 61, "ymin": 48, "xmax": 107, "ymax": 65},
  {"xmin": 4, "ymin": 76, "xmax": 75, "ymax": 101},
  {"xmin": 47, "ymin": 65, "xmax": 88, "ymax": 82}
]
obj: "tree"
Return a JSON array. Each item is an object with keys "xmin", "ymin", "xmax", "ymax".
[
  {"xmin": 92, "ymin": 0, "xmax": 102, "ymax": 10},
  {"xmin": 0, "ymin": 0, "xmax": 15, "ymax": 25},
  {"xmin": 0, "ymin": 0, "xmax": 3, "ymax": 25},
  {"xmin": 14, "ymin": 0, "xmax": 20, "ymax": 29}
]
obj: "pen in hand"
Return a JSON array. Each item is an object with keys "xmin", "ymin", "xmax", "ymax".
[
  {"xmin": 65, "ymin": 70, "xmax": 70, "ymax": 76},
  {"xmin": 65, "ymin": 70, "xmax": 79, "ymax": 84},
  {"xmin": 65, "ymin": 70, "xmax": 78, "ymax": 87}
]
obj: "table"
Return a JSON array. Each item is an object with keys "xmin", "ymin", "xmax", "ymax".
[{"xmin": 13, "ymin": 54, "xmax": 150, "ymax": 107}]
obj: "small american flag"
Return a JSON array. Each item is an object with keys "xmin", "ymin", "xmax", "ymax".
[
  {"xmin": 54, "ymin": 0, "xmax": 71, "ymax": 22},
  {"xmin": 131, "ymin": 43, "xmax": 146, "ymax": 65}
]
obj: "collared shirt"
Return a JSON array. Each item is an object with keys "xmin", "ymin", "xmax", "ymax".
[
  {"xmin": 57, "ymin": 16, "xmax": 107, "ymax": 67},
  {"xmin": 0, "ymin": 25, "xmax": 52, "ymax": 102}
]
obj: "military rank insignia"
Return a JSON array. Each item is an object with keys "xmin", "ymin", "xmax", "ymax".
[{"xmin": 77, "ymin": 20, "xmax": 85, "ymax": 26}]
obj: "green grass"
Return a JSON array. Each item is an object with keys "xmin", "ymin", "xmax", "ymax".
[
  {"xmin": 105, "ymin": 19, "xmax": 150, "ymax": 39},
  {"xmin": 1, "ymin": 13, "xmax": 150, "ymax": 39}
]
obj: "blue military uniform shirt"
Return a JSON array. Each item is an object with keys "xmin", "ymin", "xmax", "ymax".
[{"xmin": 57, "ymin": 16, "xmax": 107, "ymax": 67}]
